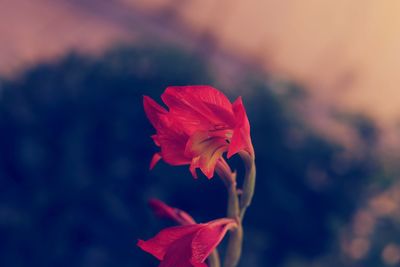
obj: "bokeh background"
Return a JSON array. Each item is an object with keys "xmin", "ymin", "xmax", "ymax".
[{"xmin": 1, "ymin": 1, "xmax": 400, "ymax": 267}]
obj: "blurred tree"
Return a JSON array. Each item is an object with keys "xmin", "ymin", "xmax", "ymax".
[
  {"xmin": 0, "ymin": 44, "xmax": 212, "ymax": 267},
  {"xmin": 0, "ymin": 43, "xmax": 381, "ymax": 267},
  {"xmin": 232, "ymin": 81, "xmax": 380, "ymax": 266}
]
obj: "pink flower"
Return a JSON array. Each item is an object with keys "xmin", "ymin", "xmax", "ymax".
[
  {"xmin": 143, "ymin": 85, "xmax": 254, "ymax": 179},
  {"xmin": 137, "ymin": 218, "xmax": 237, "ymax": 267},
  {"xmin": 148, "ymin": 198, "xmax": 196, "ymax": 226}
]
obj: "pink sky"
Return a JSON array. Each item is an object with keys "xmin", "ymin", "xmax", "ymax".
[{"xmin": 1, "ymin": 0, "xmax": 400, "ymax": 132}]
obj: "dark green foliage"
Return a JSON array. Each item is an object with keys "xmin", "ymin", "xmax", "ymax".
[{"xmin": 0, "ymin": 44, "xmax": 379, "ymax": 267}]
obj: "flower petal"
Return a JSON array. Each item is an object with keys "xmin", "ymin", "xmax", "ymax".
[
  {"xmin": 191, "ymin": 218, "xmax": 237, "ymax": 264},
  {"xmin": 148, "ymin": 199, "xmax": 196, "ymax": 225},
  {"xmin": 143, "ymin": 95, "xmax": 168, "ymax": 129},
  {"xmin": 186, "ymin": 131, "xmax": 229, "ymax": 179},
  {"xmin": 227, "ymin": 97, "xmax": 254, "ymax": 158},
  {"xmin": 137, "ymin": 224, "xmax": 200, "ymax": 260},
  {"xmin": 161, "ymin": 86, "xmax": 236, "ymax": 134},
  {"xmin": 157, "ymin": 132, "xmax": 191, "ymax": 165},
  {"xmin": 144, "ymin": 96, "xmax": 191, "ymax": 166},
  {"xmin": 159, "ymin": 234, "xmax": 195, "ymax": 267},
  {"xmin": 189, "ymin": 156, "xmax": 200, "ymax": 179},
  {"xmin": 138, "ymin": 218, "xmax": 236, "ymax": 267},
  {"xmin": 150, "ymin": 153, "xmax": 162, "ymax": 169}
]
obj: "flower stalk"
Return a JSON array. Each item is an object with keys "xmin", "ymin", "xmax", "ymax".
[
  {"xmin": 139, "ymin": 86, "xmax": 256, "ymax": 267},
  {"xmin": 216, "ymin": 151, "xmax": 256, "ymax": 267},
  {"xmin": 239, "ymin": 151, "xmax": 256, "ymax": 219},
  {"xmin": 208, "ymin": 250, "xmax": 221, "ymax": 267},
  {"xmin": 216, "ymin": 159, "xmax": 243, "ymax": 267},
  {"xmin": 223, "ymin": 182, "xmax": 242, "ymax": 267}
]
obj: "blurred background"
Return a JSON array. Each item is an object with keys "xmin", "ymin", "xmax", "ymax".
[{"xmin": 1, "ymin": 1, "xmax": 400, "ymax": 266}]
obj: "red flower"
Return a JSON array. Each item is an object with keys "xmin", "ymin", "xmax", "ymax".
[
  {"xmin": 148, "ymin": 198, "xmax": 196, "ymax": 225},
  {"xmin": 137, "ymin": 218, "xmax": 237, "ymax": 267},
  {"xmin": 143, "ymin": 86, "xmax": 254, "ymax": 179}
]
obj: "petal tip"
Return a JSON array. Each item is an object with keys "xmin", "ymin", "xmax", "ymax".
[
  {"xmin": 137, "ymin": 239, "xmax": 145, "ymax": 248},
  {"xmin": 150, "ymin": 153, "xmax": 162, "ymax": 170}
]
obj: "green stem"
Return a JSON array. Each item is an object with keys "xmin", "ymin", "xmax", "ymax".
[
  {"xmin": 223, "ymin": 180, "xmax": 242, "ymax": 267},
  {"xmin": 239, "ymin": 151, "xmax": 256, "ymax": 219},
  {"xmin": 223, "ymin": 222, "xmax": 243, "ymax": 267},
  {"xmin": 208, "ymin": 249, "xmax": 221, "ymax": 267},
  {"xmin": 217, "ymin": 153, "xmax": 256, "ymax": 267}
]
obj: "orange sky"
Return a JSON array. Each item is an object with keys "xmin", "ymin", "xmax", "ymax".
[
  {"xmin": 165, "ymin": 0, "xmax": 400, "ymax": 125},
  {"xmin": 1, "ymin": 0, "xmax": 400, "ymax": 129}
]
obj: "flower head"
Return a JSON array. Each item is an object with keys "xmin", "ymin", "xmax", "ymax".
[
  {"xmin": 143, "ymin": 86, "xmax": 254, "ymax": 179},
  {"xmin": 137, "ymin": 218, "xmax": 237, "ymax": 267}
]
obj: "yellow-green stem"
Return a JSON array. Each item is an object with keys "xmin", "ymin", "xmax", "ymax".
[
  {"xmin": 223, "ymin": 222, "xmax": 243, "ymax": 267},
  {"xmin": 223, "ymin": 172, "xmax": 242, "ymax": 267},
  {"xmin": 208, "ymin": 249, "xmax": 221, "ymax": 267},
  {"xmin": 217, "ymin": 154, "xmax": 256, "ymax": 267},
  {"xmin": 239, "ymin": 151, "xmax": 256, "ymax": 219}
]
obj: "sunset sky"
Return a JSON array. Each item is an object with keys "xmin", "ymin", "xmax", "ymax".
[{"xmin": 1, "ymin": 0, "xmax": 400, "ymax": 129}]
